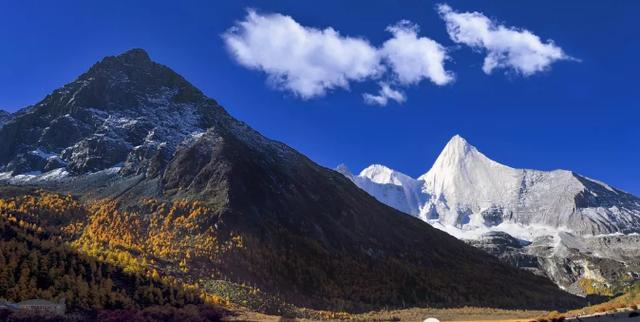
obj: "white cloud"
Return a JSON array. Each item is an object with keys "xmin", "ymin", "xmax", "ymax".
[
  {"xmin": 223, "ymin": 10, "xmax": 455, "ymax": 103},
  {"xmin": 437, "ymin": 4, "xmax": 573, "ymax": 76},
  {"xmin": 223, "ymin": 10, "xmax": 383, "ymax": 99},
  {"xmin": 363, "ymin": 83, "xmax": 406, "ymax": 106},
  {"xmin": 381, "ymin": 21, "xmax": 454, "ymax": 85}
]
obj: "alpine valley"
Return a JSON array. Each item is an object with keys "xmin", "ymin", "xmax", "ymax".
[
  {"xmin": 0, "ymin": 49, "xmax": 586, "ymax": 317},
  {"xmin": 339, "ymin": 135, "xmax": 640, "ymax": 297}
]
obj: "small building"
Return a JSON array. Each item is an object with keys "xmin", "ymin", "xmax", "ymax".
[{"xmin": 16, "ymin": 298, "xmax": 65, "ymax": 315}]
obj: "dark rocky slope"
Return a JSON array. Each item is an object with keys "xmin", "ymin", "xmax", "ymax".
[{"xmin": 0, "ymin": 110, "xmax": 10, "ymax": 128}]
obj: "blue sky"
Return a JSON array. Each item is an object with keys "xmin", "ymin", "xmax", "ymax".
[{"xmin": 1, "ymin": 1, "xmax": 639, "ymax": 194}]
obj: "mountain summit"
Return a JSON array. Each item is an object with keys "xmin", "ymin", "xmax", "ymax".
[
  {"xmin": 0, "ymin": 48, "xmax": 223, "ymax": 176},
  {"xmin": 0, "ymin": 50, "xmax": 582, "ymax": 310},
  {"xmin": 418, "ymin": 134, "xmax": 522, "ymax": 227},
  {"xmin": 419, "ymin": 135, "xmax": 640, "ymax": 235},
  {"xmin": 344, "ymin": 135, "xmax": 640, "ymax": 294},
  {"xmin": 431, "ymin": 134, "xmax": 477, "ymax": 164}
]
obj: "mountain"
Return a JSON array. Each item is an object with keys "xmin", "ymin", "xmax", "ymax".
[
  {"xmin": 0, "ymin": 110, "xmax": 11, "ymax": 128},
  {"xmin": 0, "ymin": 49, "xmax": 211, "ymax": 177},
  {"xmin": 337, "ymin": 164, "xmax": 426, "ymax": 216},
  {"xmin": 0, "ymin": 49, "xmax": 584, "ymax": 312},
  {"xmin": 342, "ymin": 135, "xmax": 640, "ymax": 295}
]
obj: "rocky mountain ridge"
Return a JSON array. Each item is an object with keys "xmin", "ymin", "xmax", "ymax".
[
  {"xmin": 0, "ymin": 110, "xmax": 10, "ymax": 128},
  {"xmin": 0, "ymin": 49, "xmax": 219, "ymax": 178}
]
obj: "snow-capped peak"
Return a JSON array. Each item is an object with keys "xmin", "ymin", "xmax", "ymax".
[
  {"xmin": 341, "ymin": 135, "xmax": 640, "ymax": 239},
  {"xmin": 340, "ymin": 163, "xmax": 424, "ymax": 216},
  {"xmin": 420, "ymin": 135, "xmax": 511, "ymax": 178},
  {"xmin": 418, "ymin": 135, "xmax": 518, "ymax": 208},
  {"xmin": 440, "ymin": 134, "xmax": 474, "ymax": 157},
  {"xmin": 359, "ymin": 164, "xmax": 414, "ymax": 186},
  {"xmin": 339, "ymin": 135, "xmax": 640, "ymax": 296}
]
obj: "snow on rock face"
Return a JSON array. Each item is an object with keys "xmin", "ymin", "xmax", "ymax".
[
  {"xmin": 417, "ymin": 135, "xmax": 614, "ymax": 235},
  {"xmin": 0, "ymin": 49, "xmax": 223, "ymax": 180},
  {"xmin": 360, "ymin": 164, "xmax": 416, "ymax": 186},
  {"xmin": 342, "ymin": 134, "xmax": 640, "ymax": 294},
  {"xmin": 344, "ymin": 135, "xmax": 640, "ymax": 239},
  {"xmin": 341, "ymin": 164, "xmax": 426, "ymax": 216},
  {"xmin": 0, "ymin": 110, "xmax": 11, "ymax": 128},
  {"xmin": 418, "ymin": 135, "xmax": 525, "ymax": 226}
]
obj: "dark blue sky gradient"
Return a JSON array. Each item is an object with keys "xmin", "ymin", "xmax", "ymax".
[{"xmin": 1, "ymin": 1, "xmax": 638, "ymax": 194}]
